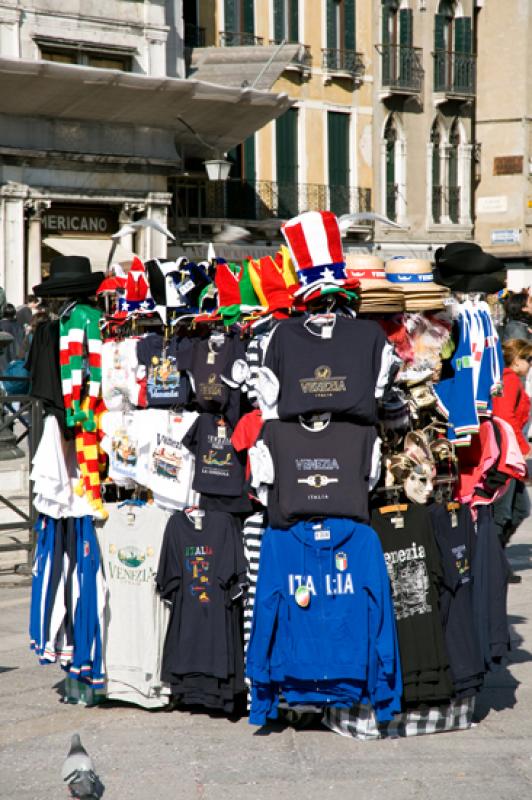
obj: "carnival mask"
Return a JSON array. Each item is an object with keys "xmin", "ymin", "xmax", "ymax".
[{"xmin": 403, "ymin": 463, "xmax": 434, "ymax": 504}]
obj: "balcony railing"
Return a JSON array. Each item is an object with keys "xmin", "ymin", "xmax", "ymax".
[
  {"xmin": 449, "ymin": 186, "xmax": 461, "ymax": 223},
  {"xmin": 379, "ymin": 44, "xmax": 423, "ymax": 94},
  {"xmin": 433, "ymin": 50, "xmax": 476, "ymax": 97},
  {"xmin": 172, "ymin": 178, "xmax": 371, "ymax": 229},
  {"xmin": 269, "ymin": 40, "xmax": 312, "ymax": 72},
  {"xmin": 184, "ymin": 23, "xmax": 206, "ymax": 48},
  {"xmin": 322, "ymin": 48, "xmax": 364, "ymax": 79},
  {"xmin": 432, "ymin": 185, "xmax": 443, "ymax": 223},
  {"xmin": 219, "ymin": 31, "xmax": 264, "ymax": 47}
]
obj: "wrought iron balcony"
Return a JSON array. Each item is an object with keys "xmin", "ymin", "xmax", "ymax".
[
  {"xmin": 379, "ymin": 44, "xmax": 423, "ymax": 94},
  {"xmin": 269, "ymin": 40, "xmax": 312, "ymax": 72},
  {"xmin": 433, "ymin": 50, "xmax": 476, "ymax": 97},
  {"xmin": 172, "ymin": 178, "xmax": 371, "ymax": 229},
  {"xmin": 219, "ymin": 31, "xmax": 264, "ymax": 47},
  {"xmin": 432, "ymin": 185, "xmax": 443, "ymax": 223},
  {"xmin": 184, "ymin": 23, "xmax": 206, "ymax": 48},
  {"xmin": 321, "ymin": 48, "xmax": 364, "ymax": 80}
]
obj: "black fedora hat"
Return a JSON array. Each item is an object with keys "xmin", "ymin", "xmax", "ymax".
[
  {"xmin": 434, "ymin": 242, "xmax": 503, "ymax": 276},
  {"xmin": 33, "ymin": 256, "xmax": 104, "ymax": 298},
  {"xmin": 433, "ymin": 267, "xmax": 506, "ymax": 294}
]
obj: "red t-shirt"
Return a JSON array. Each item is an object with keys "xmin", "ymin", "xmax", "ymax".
[{"xmin": 231, "ymin": 409, "xmax": 264, "ymax": 479}]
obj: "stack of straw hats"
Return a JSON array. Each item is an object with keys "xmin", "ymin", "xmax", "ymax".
[
  {"xmin": 344, "ymin": 254, "xmax": 403, "ymax": 312},
  {"xmin": 384, "ymin": 258, "xmax": 449, "ymax": 311}
]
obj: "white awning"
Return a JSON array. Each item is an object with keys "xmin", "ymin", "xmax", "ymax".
[
  {"xmin": 43, "ymin": 236, "xmax": 133, "ymax": 270},
  {"xmin": 0, "ymin": 57, "xmax": 293, "ymax": 158}
]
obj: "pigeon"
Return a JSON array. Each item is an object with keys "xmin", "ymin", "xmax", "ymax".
[
  {"xmin": 212, "ymin": 224, "xmax": 252, "ymax": 244},
  {"xmin": 337, "ymin": 212, "xmax": 405, "ymax": 235},
  {"xmin": 61, "ymin": 734, "xmax": 105, "ymax": 799},
  {"xmin": 107, "ymin": 217, "xmax": 176, "ymax": 268}
]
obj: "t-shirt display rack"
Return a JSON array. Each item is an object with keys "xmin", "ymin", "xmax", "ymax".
[{"xmin": 27, "ymin": 217, "xmax": 517, "ymax": 741}]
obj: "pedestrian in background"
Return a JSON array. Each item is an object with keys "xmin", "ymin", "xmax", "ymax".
[
  {"xmin": 502, "ymin": 291, "xmax": 532, "ymax": 342},
  {"xmin": 492, "ymin": 338, "xmax": 532, "ymax": 581}
]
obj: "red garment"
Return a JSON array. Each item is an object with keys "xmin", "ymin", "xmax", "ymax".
[
  {"xmin": 492, "ymin": 368, "xmax": 530, "ymax": 455},
  {"xmin": 231, "ymin": 409, "xmax": 263, "ymax": 479}
]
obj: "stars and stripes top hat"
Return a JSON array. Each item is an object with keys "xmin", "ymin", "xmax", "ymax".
[{"xmin": 281, "ymin": 211, "xmax": 348, "ymax": 296}]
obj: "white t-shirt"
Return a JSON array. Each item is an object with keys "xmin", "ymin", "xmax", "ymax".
[
  {"xmin": 101, "ymin": 338, "xmax": 142, "ymax": 411},
  {"xmin": 136, "ymin": 409, "xmax": 199, "ymax": 510},
  {"xmin": 100, "ymin": 410, "xmax": 147, "ymax": 487},
  {"xmin": 31, "ymin": 415, "xmax": 94, "ymax": 518},
  {"xmin": 97, "ymin": 503, "xmax": 171, "ymax": 708}
]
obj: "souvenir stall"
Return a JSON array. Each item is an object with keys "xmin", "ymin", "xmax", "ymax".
[{"xmin": 27, "ymin": 212, "xmax": 517, "ymax": 738}]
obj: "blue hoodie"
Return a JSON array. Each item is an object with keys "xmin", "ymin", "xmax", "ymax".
[{"xmin": 246, "ymin": 518, "xmax": 402, "ymax": 725}]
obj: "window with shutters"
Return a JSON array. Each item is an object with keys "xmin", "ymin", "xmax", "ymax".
[
  {"xmin": 276, "ymin": 109, "xmax": 299, "ymax": 217},
  {"xmin": 222, "ymin": 0, "xmax": 261, "ymax": 46},
  {"xmin": 448, "ymin": 120, "xmax": 460, "ymax": 223},
  {"xmin": 323, "ymin": 0, "xmax": 362, "ymax": 78},
  {"xmin": 384, "ymin": 116, "xmax": 398, "ymax": 222},
  {"xmin": 434, "ymin": 2, "xmax": 474, "ymax": 96},
  {"xmin": 328, "ymin": 112, "xmax": 350, "ymax": 216},
  {"xmin": 431, "ymin": 121, "xmax": 443, "ymax": 223},
  {"xmin": 273, "ymin": 0, "xmax": 299, "ymax": 42},
  {"xmin": 381, "ymin": 1, "xmax": 422, "ymax": 94}
]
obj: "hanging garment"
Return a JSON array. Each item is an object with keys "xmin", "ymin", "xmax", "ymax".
[
  {"xmin": 263, "ymin": 316, "xmax": 388, "ymax": 422},
  {"xmin": 183, "ymin": 412, "xmax": 247, "ymax": 498},
  {"xmin": 136, "ymin": 333, "xmax": 192, "ymax": 409},
  {"xmin": 97, "ymin": 503, "xmax": 171, "ymax": 708},
  {"xmin": 178, "ymin": 332, "xmax": 246, "ymax": 425},
  {"xmin": 252, "ymin": 418, "xmax": 378, "ymax": 528},
  {"xmin": 429, "ymin": 503, "xmax": 485, "ymax": 696},
  {"xmin": 157, "ymin": 510, "xmax": 248, "ymax": 712},
  {"xmin": 371, "ymin": 505, "xmax": 454, "ymax": 705},
  {"xmin": 101, "ymin": 338, "xmax": 143, "ymax": 411},
  {"xmin": 472, "ymin": 505, "xmax": 511, "ymax": 672},
  {"xmin": 246, "ymin": 519, "xmax": 402, "ymax": 726}
]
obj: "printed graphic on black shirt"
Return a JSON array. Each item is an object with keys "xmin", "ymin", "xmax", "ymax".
[
  {"xmin": 295, "ymin": 454, "xmax": 340, "ymax": 498},
  {"xmin": 383, "ymin": 543, "xmax": 431, "ymax": 620},
  {"xmin": 198, "ymin": 371, "xmax": 224, "ymax": 403},
  {"xmin": 185, "ymin": 544, "xmax": 213, "ymax": 604},
  {"xmin": 202, "ymin": 430, "xmax": 233, "ymax": 477},
  {"xmin": 299, "ymin": 364, "xmax": 347, "ymax": 399},
  {"xmin": 452, "ymin": 544, "xmax": 471, "ymax": 584},
  {"xmin": 147, "ymin": 355, "xmax": 182, "ymax": 402}
]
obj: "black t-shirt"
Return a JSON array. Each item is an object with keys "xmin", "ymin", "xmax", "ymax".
[
  {"xmin": 26, "ymin": 320, "xmax": 71, "ymax": 437},
  {"xmin": 183, "ymin": 413, "xmax": 247, "ymax": 497},
  {"xmin": 263, "ymin": 419, "xmax": 375, "ymax": 529},
  {"xmin": 429, "ymin": 502, "xmax": 484, "ymax": 693},
  {"xmin": 371, "ymin": 504, "xmax": 454, "ymax": 704},
  {"xmin": 136, "ymin": 333, "xmax": 191, "ymax": 408},
  {"xmin": 264, "ymin": 316, "xmax": 387, "ymax": 422},
  {"xmin": 178, "ymin": 334, "xmax": 245, "ymax": 424},
  {"xmin": 157, "ymin": 510, "xmax": 247, "ymax": 680}
]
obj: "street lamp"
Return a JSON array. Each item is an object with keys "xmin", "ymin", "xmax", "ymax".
[{"xmin": 204, "ymin": 157, "xmax": 232, "ymax": 181}]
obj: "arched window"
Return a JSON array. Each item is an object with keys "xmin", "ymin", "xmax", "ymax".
[
  {"xmin": 448, "ymin": 119, "xmax": 460, "ymax": 223},
  {"xmin": 384, "ymin": 115, "xmax": 398, "ymax": 221},
  {"xmin": 431, "ymin": 120, "xmax": 443, "ymax": 223}
]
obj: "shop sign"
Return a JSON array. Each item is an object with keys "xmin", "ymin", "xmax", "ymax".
[
  {"xmin": 493, "ymin": 156, "xmax": 523, "ymax": 176},
  {"xmin": 42, "ymin": 207, "xmax": 117, "ymax": 235},
  {"xmin": 490, "ymin": 228, "xmax": 521, "ymax": 245}
]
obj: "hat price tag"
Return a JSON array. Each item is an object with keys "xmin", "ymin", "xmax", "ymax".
[
  {"xmin": 321, "ymin": 325, "xmax": 333, "ymax": 339},
  {"xmin": 207, "ymin": 351, "xmax": 216, "ymax": 364},
  {"xmin": 391, "ymin": 515, "xmax": 405, "ymax": 529}
]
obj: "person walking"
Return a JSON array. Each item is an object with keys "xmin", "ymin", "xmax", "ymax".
[{"xmin": 492, "ymin": 338, "xmax": 532, "ymax": 581}]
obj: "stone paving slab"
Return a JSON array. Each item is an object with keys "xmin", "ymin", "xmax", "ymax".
[{"xmin": 1, "ymin": 523, "xmax": 532, "ymax": 800}]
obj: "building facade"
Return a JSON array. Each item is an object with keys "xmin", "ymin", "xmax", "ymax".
[
  {"xmin": 181, "ymin": 0, "xmax": 478, "ymax": 260},
  {"xmin": 475, "ymin": 0, "xmax": 532, "ymax": 273},
  {"xmin": 0, "ymin": 0, "xmax": 291, "ymax": 303}
]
